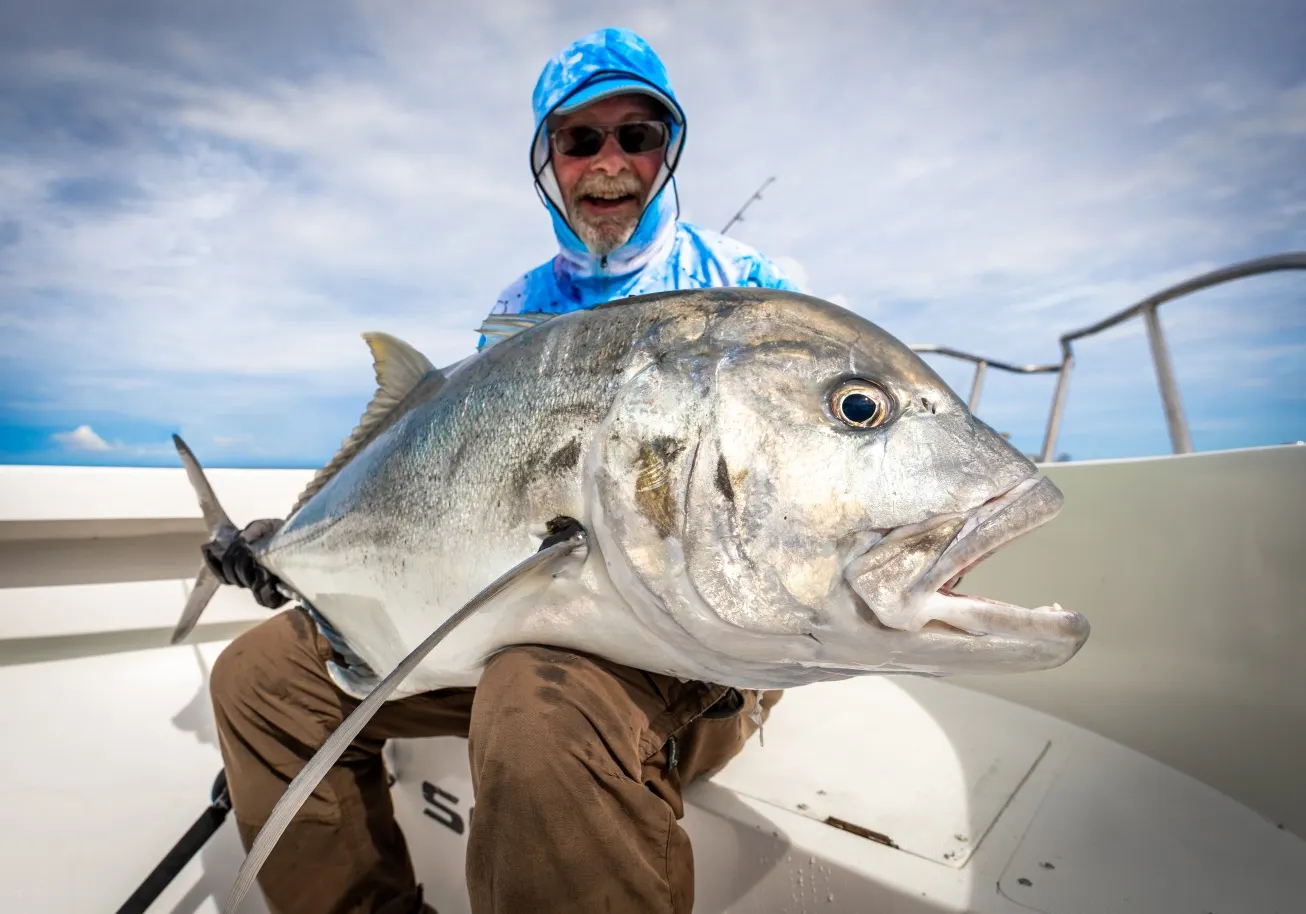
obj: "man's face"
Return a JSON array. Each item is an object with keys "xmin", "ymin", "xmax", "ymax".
[{"xmin": 548, "ymin": 93, "xmax": 668, "ymax": 256}]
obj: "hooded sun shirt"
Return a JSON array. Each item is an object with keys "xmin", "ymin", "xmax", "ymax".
[{"xmin": 478, "ymin": 27, "xmax": 803, "ymax": 349}]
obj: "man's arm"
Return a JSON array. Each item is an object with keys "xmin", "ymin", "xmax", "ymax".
[
  {"xmin": 681, "ymin": 223, "xmax": 808, "ymax": 295},
  {"xmin": 742, "ymin": 254, "xmax": 806, "ymax": 294}
]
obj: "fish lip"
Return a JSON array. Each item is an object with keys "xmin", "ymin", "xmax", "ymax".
[
  {"xmin": 920, "ymin": 475, "xmax": 1087, "ymax": 644},
  {"xmin": 847, "ymin": 474, "xmax": 1087, "ymax": 646},
  {"xmin": 917, "ymin": 475, "xmax": 1059, "ymax": 597}
]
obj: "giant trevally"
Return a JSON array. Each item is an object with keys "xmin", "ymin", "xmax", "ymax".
[
  {"xmin": 175, "ymin": 287, "xmax": 1088, "ymax": 696},
  {"xmin": 172, "ymin": 287, "xmax": 1090, "ymax": 911}
]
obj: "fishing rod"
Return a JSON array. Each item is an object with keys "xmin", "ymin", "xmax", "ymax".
[
  {"xmin": 720, "ymin": 175, "xmax": 777, "ymax": 235},
  {"xmin": 114, "ymin": 769, "xmax": 231, "ymax": 914}
]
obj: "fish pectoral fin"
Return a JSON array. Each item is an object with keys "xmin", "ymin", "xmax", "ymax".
[
  {"xmin": 288, "ymin": 332, "xmax": 442, "ymax": 515},
  {"xmin": 219, "ymin": 524, "xmax": 589, "ymax": 914}
]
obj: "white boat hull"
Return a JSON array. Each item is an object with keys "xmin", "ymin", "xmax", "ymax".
[
  {"xmin": 1, "ymin": 444, "xmax": 1304, "ymax": 912},
  {"xmin": 1, "ymin": 638, "xmax": 1303, "ymax": 914}
]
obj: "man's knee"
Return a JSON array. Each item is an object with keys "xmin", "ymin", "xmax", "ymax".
[
  {"xmin": 469, "ymin": 646, "xmax": 593, "ymax": 756},
  {"xmin": 468, "ymin": 646, "xmax": 643, "ymax": 791},
  {"xmin": 465, "ymin": 646, "xmax": 685, "ymax": 908},
  {"xmin": 210, "ymin": 622, "xmax": 267, "ymax": 722},
  {"xmin": 209, "ymin": 608, "xmax": 318, "ymax": 726}
]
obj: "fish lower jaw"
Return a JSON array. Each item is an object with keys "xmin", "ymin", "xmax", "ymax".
[
  {"xmin": 912, "ymin": 589, "xmax": 1084, "ymax": 642},
  {"xmin": 854, "ymin": 588, "xmax": 1079, "ymax": 642}
]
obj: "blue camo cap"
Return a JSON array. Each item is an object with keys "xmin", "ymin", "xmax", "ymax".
[
  {"xmin": 551, "ymin": 71, "xmax": 678, "ymax": 120},
  {"xmin": 531, "ymin": 27, "xmax": 686, "ymax": 132}
]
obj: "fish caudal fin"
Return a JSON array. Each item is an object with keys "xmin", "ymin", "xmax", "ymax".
[
  {"xmin": 173, "ymin": 564, "xmax": 222, "ymax": 645},
  {"xmin": 174, "ymin": 433, "xmax": 237, "ymax": 539},
  {"xmin": 170, "ymin": 434, "xmax": 239, "ymax": 644}
]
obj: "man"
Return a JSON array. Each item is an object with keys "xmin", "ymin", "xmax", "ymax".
[
  {"xmin": 478, "ymin": 25, "xmax": 803, "ymax": 345},
  {"xmin": 207, "ymin": 27, "xmax": 798, "ymax": 914}
]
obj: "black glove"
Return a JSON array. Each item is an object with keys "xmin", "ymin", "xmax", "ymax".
[
  {"xmin": 201, "ymin": 518, "xmax": 289, "ymax": 609},
  {"xmin": 539, "ymin": 515, "xmax": 585, "ymax": 551}
]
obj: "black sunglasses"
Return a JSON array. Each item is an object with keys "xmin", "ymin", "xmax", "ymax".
[{"xmin": 550, "ymin": 120, "xmax": 669, "ymax": 158}]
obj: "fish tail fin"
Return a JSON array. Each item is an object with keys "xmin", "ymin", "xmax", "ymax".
[
  {"xmin": 173, "ymin": 564, "xmax": 222, "ymax": 645},
  {"xmin": 173, "ymin": 433, "xmax": 237, "ymax": 540},
  {"xmin": 170, "ymin": 434, "xmax": 239, "ymax": 644}
]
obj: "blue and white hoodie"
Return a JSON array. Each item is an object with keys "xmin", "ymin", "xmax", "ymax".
[{"xmin": 478, "ymin": 27, "xmax": 802, "ymax": 348}]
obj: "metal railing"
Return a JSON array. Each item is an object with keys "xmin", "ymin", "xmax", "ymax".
[{"xmin": 910, "ymin": 252, "xmax": 1306, "ymax": 462}]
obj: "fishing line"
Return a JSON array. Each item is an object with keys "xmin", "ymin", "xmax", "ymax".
[{"xmin": 221, "ymin": 527, "xmax": 588, "ymax": 914}]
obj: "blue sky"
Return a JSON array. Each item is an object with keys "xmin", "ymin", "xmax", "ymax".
[{"xmin": 1, "ymin": 0, "xmax": 1302, "ymax": 468}]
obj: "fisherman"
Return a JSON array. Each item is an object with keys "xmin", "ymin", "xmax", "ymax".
[
  {"xmin": 207, "ymin": 27, "xmax": 798, "ymax": 914},
  {"xmin": 476, "ymin": 27, "xmax": 802, "ymax": 346}
]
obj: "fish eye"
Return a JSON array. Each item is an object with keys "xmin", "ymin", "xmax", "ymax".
[{"xmin": 828, "ymin": 379, "xmax": 894, "ymax": 429}]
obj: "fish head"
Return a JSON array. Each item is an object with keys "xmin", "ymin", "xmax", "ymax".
[{"xmin": 590, "ymin": 290, "xmax": 1089, "ymax": 688}]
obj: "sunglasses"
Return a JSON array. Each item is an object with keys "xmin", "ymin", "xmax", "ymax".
[{"xmin": 550, "ymin": 120, "xmax": 669, "ymax": 158}]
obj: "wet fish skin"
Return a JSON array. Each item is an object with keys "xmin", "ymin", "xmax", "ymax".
[{"xmin": 235, "ymin": 288, "xmax": 1087, "ymax": 696}]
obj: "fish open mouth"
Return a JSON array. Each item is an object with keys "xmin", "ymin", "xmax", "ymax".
[
  {"xmin": 924, "ymin": 476, "xmax": 1054, "ymax": 594},
  {"xmin": 847, "ymin": 475, "xmax": 1088, "ymax": 644}
]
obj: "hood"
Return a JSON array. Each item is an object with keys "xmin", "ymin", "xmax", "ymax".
[{"xmin": 529, "ymin": 28, "xmax": 688, "ymax": 279}]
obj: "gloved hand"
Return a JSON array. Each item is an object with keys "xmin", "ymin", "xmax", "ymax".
[
  {"xmin": 539, "ymin": 514, "xmax": 586, "ymax": 550},
  {"xmin": 201, "ymin": 518, "xmax": 289, "ymax": 609}
]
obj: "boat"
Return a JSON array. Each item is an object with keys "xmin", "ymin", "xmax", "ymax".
[{"xmin": 1, "ymin": 255, "xmax": 1302, "ymax": 913}]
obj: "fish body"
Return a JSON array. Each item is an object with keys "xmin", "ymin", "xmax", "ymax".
[{"xmin": 189, "ymin": 288, "xmax": 1089, "ymax": 697}]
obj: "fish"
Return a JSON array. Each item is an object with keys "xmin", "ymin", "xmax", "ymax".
[
  {"xmin": 173, "ymin": 286, "xmax": 1089, "ymax": 697},
  {"xmin": 176, "ymin": 286, "xmax": 1092, "ymax": 912}
]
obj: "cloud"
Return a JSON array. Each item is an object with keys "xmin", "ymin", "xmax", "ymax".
[
  {"xmin": 51, "ymin": 424, "xmax": 112, "ymax": 451},
  {"xmin": 1, "ymin": 0, "xmax": 1303, "ymax": 467},
  {"xmin": 43, "ymin": 422, "xmax": 179, "ymax": 460}
]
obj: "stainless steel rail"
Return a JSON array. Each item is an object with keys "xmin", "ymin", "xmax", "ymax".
[
  {"xmin": 908, "ymin": 345, "xmax": 1062, "ymax": 414},
  {"xmin": 910, "ymin": 252, "xmax": 1306, "ymax": 462}
]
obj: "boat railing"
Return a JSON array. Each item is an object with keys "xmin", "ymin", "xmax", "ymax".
[{"xmin": 909, "ymin": 251, "xmax": 1306, "ymax": 462}]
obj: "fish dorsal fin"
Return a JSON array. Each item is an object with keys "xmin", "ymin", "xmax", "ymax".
[{"xmin": 288, "ymin": 332, "xmax": 438, "ymax": 515}]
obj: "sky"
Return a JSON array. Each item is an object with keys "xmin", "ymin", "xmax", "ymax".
[{"xmin": 1, "ymin": 0, "xmax": 1303, "ymax": 468}]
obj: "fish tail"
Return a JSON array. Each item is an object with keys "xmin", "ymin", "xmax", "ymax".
[{"xmin": 170, "ymin": 434, "xmax": 239, "ymax": 644}]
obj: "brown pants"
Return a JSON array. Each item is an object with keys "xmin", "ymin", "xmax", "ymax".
[{"xmin": 209, "ymin": 606, "xmax": 781, "ymax": 914}]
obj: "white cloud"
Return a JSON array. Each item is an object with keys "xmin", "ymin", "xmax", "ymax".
[
  {"xmin": 1, "ymin": 0, "xmax": 1302, "ymax": 464},
  {"xmin": 51, "ymin": 424, "xmax": 113, "ymax": 451}
]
